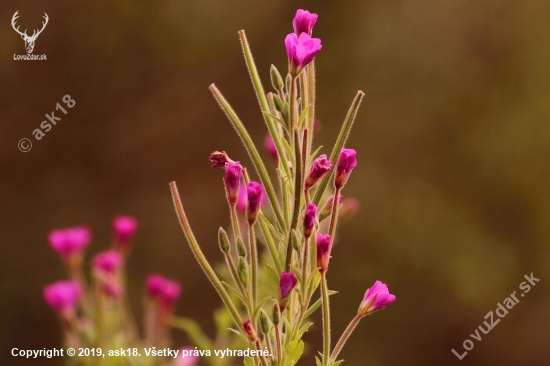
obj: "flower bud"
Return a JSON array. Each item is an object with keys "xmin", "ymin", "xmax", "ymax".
[
  {"xmin": 293, "ymin": 9, "xmax": 318, "ymax": 36},
  {"xmin": 243, "ymin": 319, "xmax": 257, "ymax": 342},
  {"xmin": 305, "ymin": 155, "xmax": 332, "ymax": 189},
  {"xmin": 210, "ymin": 151, "xmax": 233, "ymax": 168},
  {"xmin": 224, "ymin": 161, "xmax": 243, "ymax": 206},
  {"xmin": 319, "ymin": 194, "xmax": 343, "ymax": 222},
  {"xmin": 259, "ymin": 309, "xmax": 270, "ymax": 335},
  {"xmin": 272, "ymin": 303, "xmax": 280, "ymax": 326},
  {"xmin": 302, "ymin": 203, "xmax": 317, "ymax": 238},
  {"xmin": 340, "ymin": 197, "xmax": 360, "ymax": 219},
  {"xmin": 270, "ymin": 65, "xmax": 284, "ymax": 92},
  {"xmin": 285, "ymin": 74, "xmax": 292, "ymax": 92},
  {"xmin": 316, "ymin": 234, "xmax": 331, "ymax": 274},
  {"xmin": 291, "ymin": 229, "xmax": 302, "ymax": 251},
  {"xmin": 48, "ymin": 225, "xmax": 91, "ymax": 260},
  {"xmin": 335, "ymin": 148, "xmax": 357, "ymax": 189},
  {"xmin": 237, "ymin": 257, "xmax": 248, "ymax": 287},
  {"xmin": 273, "ymin": 93, "xmax": 285, "ymax": 114},
  {"xmin": 278, "ymin": 272, "xmax": 297, "ymax": 310},
  {"xmin": 92, "ymin": 250, "xmax": 123, "ymax": 274},
  {"xmin": 358, "ymin": 280, "xmax": 396, "ymax": 316},
  {"xmin": 218, "ymin": 227, "xmax": 230, "ymax": 254},
  {"xmin": 247, "ymin": 181, "xmax": 263, "ymax": 225},
  {"xmin": 145, "ymin": 274, "xmax": 181, "ymax": 308},
  {"xmin": 237, "ymin": 237, "xmax": 247, "ymax": 257}
]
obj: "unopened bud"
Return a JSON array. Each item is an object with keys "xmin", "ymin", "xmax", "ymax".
[
  {"xmin": 237, "ymin": 237, "xmax": 247, "ymax": 257},
  {"xmin": 319, "ymin": 194, "xmax": 343, "ymax": 222},
  {"xmin": 237, "ymin": 257, "xmax": 248, "ymax": 287},
  {"xmin": 272, "ymin": 303, "xmax": 280, "ymax": 326},
  {"xmin": 285, "ymin": 74, "xmax": 292, "ymax": 93},
  {"xmin": 218, "ymin": 227, "xmax": 230, "ymax": 254},
  {"xmin": 243, "ymin": 319, "xmax": 257, "ymax": 342},
  {"xmin": 270, "ymin": 65, "xmax": 284, "ymax": 92},
  {"xmin": 273, "ymin": 94, "xmax": 284, "ymax": 114},
  {"xmin": 259, "ymin": 310, "xmax": 270, "ymax": 335},
  {"xmin": 291, "ymin": 229, "xmax": 301, "ymax": 252}
]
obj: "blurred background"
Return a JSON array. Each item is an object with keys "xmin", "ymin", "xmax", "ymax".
[{"xmin": 1, "ymin": 0, "xmax": 549, "ymax": 364}]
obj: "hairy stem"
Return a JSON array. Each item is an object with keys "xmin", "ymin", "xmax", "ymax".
[
  {"xmin": 285, "ymin": 128, "xmax": 303, "ymax": 272},
  {"xmin": 330, "ymin": 314, "xmax": 362, "ymax": 362},
  {"xmin": 321, "ymin": 273, "xmax": 331, "ymax": 366}
]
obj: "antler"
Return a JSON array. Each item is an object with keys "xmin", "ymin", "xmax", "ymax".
[
  {"xmin": 30, "ymin": 13, "xmax": 49, "ymax": 39},
  {"xmin": 11, "ymin": 11, "xmax": 28, "ymax": 38}
]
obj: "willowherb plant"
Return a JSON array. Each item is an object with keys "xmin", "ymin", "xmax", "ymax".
[
  {"xmin": 44, "ymin": 218, "xmax": 198, "ymax": 366},
  {"xmin": 169, "ymin": 9, "xmax": 396, "ymax": 366}
]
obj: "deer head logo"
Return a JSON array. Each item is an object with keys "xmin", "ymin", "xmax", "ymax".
[{"xmin": 11, "ymin": 11, "xmax": 49, "ymax": 54}]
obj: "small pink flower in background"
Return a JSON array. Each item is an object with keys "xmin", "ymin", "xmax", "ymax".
[
  {"xmin": 358, "ymin": 280, "xmax": 396, "ymax": 316},
  {"xmin": 174, "ymin": 347, "xmax": 199, "ymax": 365},
  {"xmin": 247, "ymin": 181, "xmax": 263, "ymax": 224},
  {"xmin": 43, "ymin": 280, "xmax": 80, "ymax": 314},
  {"xmin": 285, "ymin": 32, "xmax": 322, "ymax": 76},
  {"xmin": 293, "ymin": 9, "xmax": 318, "ymax": 35},
  {"xmin": 224, "ymin": 161, "xmax": 243, "ymax": 206},
  {"xmin": 48, "ymin": 225, "xmax": 91, "ymax": 258},
  {"xmin": 316, "ymin": 234, "xmax": 331, "ymax": 274},
  {"xmin": 335, "ymin": 148, "xmax": 357, "ymax": 189},
  {"xmin": 145, "ymin": 274, "xmax": 181, "ymax": 308},
  {"xmin": 113, "ymin": 215, "xmax": 138, "ymax": 248},
  {"xmin": 303, "ymin": 203, "xmax": 317, "ymax": 238},
  {"xmin": 279, "ymin": 272, "xmax": 297, "ymax": 301},
  {"xmin": 92, "ymin": 250, "xmax": 123, "ymax": 274},
  {"xmin": 209, "ymin": 151, "xmax": 232, "ymax": 168},
  {"xmin": 305, "ymin": 154, "xmax": 332, "ymax": 189},
  {"xmin": 264, "ymin": 135, "xmax": 278, "ymax": 163},
  {"xmin": 340, "ymin": 197, "xmax": 360, "ymax": 219},
  {"xmin": 313, "ymin": 118, "xmax": 322, "ymax": 132}
]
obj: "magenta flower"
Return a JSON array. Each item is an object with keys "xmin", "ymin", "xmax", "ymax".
[
  {"xmin": 305, "ymin": 154, "xmax": 332, "ymax": 189},
  {"xmin": 335, "ymin": 148, "xmax": 357, "ymax": 189},
  {"xmin": 285, "ymin": 32, "xmax": 322, "ymax": 76},
  {"xmin": 145, "ymin": 274, "xmax": 181, "ymax": 308},
  {"xmin": 358, "ymin": 280, "xmax": 396, "ymax": 316},
  {"xmin": 112, "ymin": 215, "xmax": 137, "ymax": 248},
  {"xmin": 316, "ymin": 234, "xmax": 331, "ymax": 274},
  {"xmin": 264, "ymin": 135, "xmax": 278, "ymax": 164},
  {"xmin": 302, "ymin": 203, "xmax": 317, "ymax": 238},
  {"xmin": 279, "ymin": 272, "xmax": 297, "ymax": 300},
  {"xmin": 236, "ymin": 183, "xmax": 248, "ymax": 213},
  {"xmin": 48, "ymin": 225, "xmax": 91, "ymax": 258},
  {"xmin": 210, "ymin": 151, "xmax": 232, "ymax": 168},
  {"xmin": 92, "ymin": 250, "xmax": 123, "ymax": 274},
  {"xmin": 247, "ymin": 181, "xmax": 263, "ymax": 224},
  {"xmin": 293, "ymin": 9, "xmax": 318, "ymax": 35},
  {"xmin": 43, "ymin": 280, "xmax": 80, "ymax": 313},
  {"xmin": 224, "ymin": 161, "xmax": 243, "ymax": 206}
]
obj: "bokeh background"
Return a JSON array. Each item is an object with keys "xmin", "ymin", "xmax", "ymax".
[{"xmin": 1, "ymin": 0, "xmax": 549, "ymax": 365}]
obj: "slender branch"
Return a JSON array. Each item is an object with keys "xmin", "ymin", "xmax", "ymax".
[
  {"xmin": 330, "ymin": 314, "xmax": 362, "ymax": 362},
  {"xmin": 321, "ymin": 273, "xmax": 331, "ymax": 366},
  {"xmin": 285, "ymin": 128, "xmax": 303, "ymax": 272},
  {"xmin": 248, "ymin": 224, "xmax": 258, "ymax": 311},
  {"xmin": 170, "ymin": 182, "xmax": 243, "ymax": 329},
  {"xmin": 312, "ymin": 91, "xmax": 364, "ymax": 206},
  {"xmin": 328, "ymin": 187, "xmax": 342, "ymax": 239}
]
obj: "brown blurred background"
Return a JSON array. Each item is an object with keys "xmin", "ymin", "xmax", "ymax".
[{"xmin": 1, "ymin": 0, "xmax": 549, "ymax": 365}]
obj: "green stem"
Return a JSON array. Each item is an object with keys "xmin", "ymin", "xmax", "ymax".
[
  {"xmin": 170, "ymin": 182, "xmax": 243, "ymax": 329},
  {"xmin": 230, "ymin": 205, "xmax": 242, "ymax": 241},
  {"xmin": 248, "ymin": 224, "xmax": 258, "ymax": 312},
  {"xmin": 258, "ymin": 214, "xmax": 283, "ymax": 274},
  {"xmin": 328, "ymin": 188, "xmax": 342, "ymax": 239},
  {"xmin": 330, "ymin": 314, "xmax": 362, "ymax": 362},
  {"xmin": 285, "ymin": 128, "xmax": 303, "ymax": 272},
  {"xmin": 321, "ymin": 273, "xmax": 331, "ymax": 366},
  {"xmin": 312, "ymin": 91, "xmax": 364, "ymax": 206},
  {"xmin": 209, "ymin": 85, "xmax": 286, "ymax": 233}
]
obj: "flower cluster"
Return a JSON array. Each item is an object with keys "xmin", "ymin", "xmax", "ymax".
[
  {"xmin": 43, "ymin": 217, "xmax": 196, "ymax": 365},
  {"xmin": 169, "ymin": 8, "xmax": 395, "ymax": 366}
]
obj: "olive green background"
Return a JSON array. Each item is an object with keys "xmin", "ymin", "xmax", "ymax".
[{"xmin": 1, "ymin": 0, "xmax": 549, "ymax": 365}]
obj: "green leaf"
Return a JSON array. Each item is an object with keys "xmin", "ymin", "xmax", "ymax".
[
  {"xmin": 244, "ymin": 356, "xmax": 255, "ymax": 366},
  {"xmin": 171, "ymin": 316, "xmax": 214, "ymax": 351},
  {"xmin": 312, "ymin": 91, "xmax": 365, "ymax": 206},
  {"xmin": 280, "ymin": 138, "xmax": 295, "ymax": 169},
  {"xmin": 296, "ymin": 322, "xmax": 313, "ymax": 339},
  {"xmin": 304, "ymin": 298, "xmax": 322, "ymax": 319},
  {"xmin": 308, "ymin": 145, "xmax": 324, "ymax": 164},
  {"xmin": 285, "ymin": 340, "xmax": 304, "ymax": 365},
  {"xmin": 227, "ymin": 327, "xmax": 243, "ymax": 337},
  {"xmin": 265, "ymin": 265, "xmax": 280, "ymax": 290},
  {"xmin": 297, "ymin": 105, "xmax": 311, "ymax": 129},
  {"xmin": 221, "ymin": 281, "xmax": 245, "ymax": 303},
  {"xmin": 254, "ymin": 296, "xmax": 275, "ymax": 318},
  {"xmin": 263, "ymin": 111, "xmax": 289, "ymax": 135},
  {"xmin": 258, "ymin": 214, "xmax": 283, "ymax": 274},
  {"xmin": 316, "ymin": 356, "xmax": 322, "ymax": 366},
  {"xmin": 330, "ymin": 360, "xmax": 345, "ymax": 366}
]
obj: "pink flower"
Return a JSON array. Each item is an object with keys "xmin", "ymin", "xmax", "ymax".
[
  {"xmin": 264, "ymin": 135, "xmax": 278, "ymax": 164},
  {"xmin": 236, "ymin": 183, "xmax": 248, "ymax": 213},
  {"xmin": 305, "ymin": 154, "xmax": 332, "ymax": 189},
  {"xmin": 279, "ymin": 272, "xmax": 297, "ymax": 300},
  {"xmin": 174, "ymin": 347, "xmax": 199, "ymax": 365},
  {"xmin": 316, "ymin": 234, "xmax": 331, "ymax": 274},
  {"xmin": 43, "ymin": 280, "xmax": 80, "ymax": 313},
  {"xmin": 335, "ymin": 148, "xmax": 357, "ymax": 189},
  {"xmin": 92, "ymin": 250, "xmax": 123, "ymax": 274},
  {"xmin": 145, "ymin": 274, "xmax": 181, "ymax": 308},
  {"xmin": 285, "ymin": 33, "xmax": 322, "ymax": 76},
  {"xmin": 48, "ymin": 225, "xmax": 91, "ymax": 258},
  {"xmin": 243, "ymin": 319, "xmax": 257, "ymax": 342},
  {"xmin": 293, "ymin": 9, "xmax": 318, "ymax": 35},
  {"xmin": 112, "ymin": 215, "xmax": 138, "ymax": 247},
  {"xmin": 302, "ymin": 203, "xmax": 317, "ymax": 238},
  {"xmin": 358, "ymin": 280, "xmax": 396, "ymax": 316},
  {"xmin": 210, "ymin": 151, "xmax": 232, "ymax": 168},
  {"xmin": 247, "ymin": 181, "xmax": 263, "ymax": 224},
  {"xmin": 224, "ymin": 161, "xmax": 243, "ymax": 206}
]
